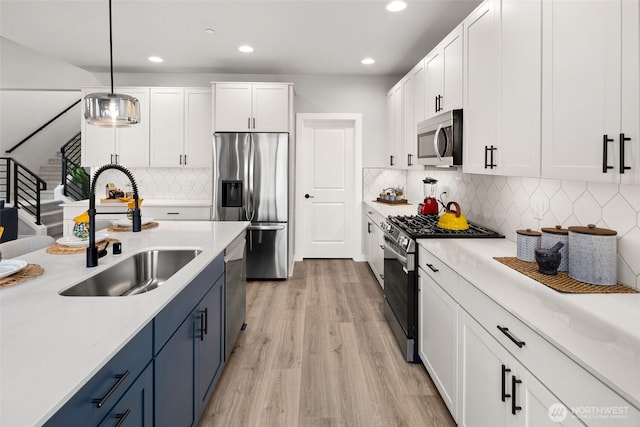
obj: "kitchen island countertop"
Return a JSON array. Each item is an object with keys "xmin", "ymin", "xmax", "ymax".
[{"xmin": 0, "ymin": 220, "xmax": 248, "ymax": 427}]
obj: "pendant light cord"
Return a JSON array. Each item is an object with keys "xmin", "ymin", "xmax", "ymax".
[{"xmin": 109, "ymin": 0, "xmax": 114, "ymax": 94}]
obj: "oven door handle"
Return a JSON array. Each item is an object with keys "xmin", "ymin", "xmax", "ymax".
[{"xmin": 384, "ymin": 238, "xmax": 409, "ymax": 267}]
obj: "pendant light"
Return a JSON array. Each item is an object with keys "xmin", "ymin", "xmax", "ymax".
[{"xmin": 84, "ymin": 0, "xmax": 140, "ymax": 127}]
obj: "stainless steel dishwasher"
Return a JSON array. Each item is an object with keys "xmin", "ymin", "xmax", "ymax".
[{"xmin": 224, "ymin": 233, "xmax": 246, "ymax": 361}]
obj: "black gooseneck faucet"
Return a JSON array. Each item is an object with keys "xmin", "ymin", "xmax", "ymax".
[{"xmin": 87, "ymin": 164, "xmax": 141, "ymax": 267}]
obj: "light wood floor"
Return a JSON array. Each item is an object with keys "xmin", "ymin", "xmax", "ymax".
[{"xmin": 198, "ymin": 259, "xmax": 455, "ymax": 427}]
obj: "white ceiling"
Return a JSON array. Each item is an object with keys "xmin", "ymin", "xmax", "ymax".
[{"xmin": 0, "ymin": 0, "xmax": 481, "ymax": 76}]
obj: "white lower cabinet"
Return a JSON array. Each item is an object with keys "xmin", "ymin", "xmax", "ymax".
[
  {"xmin": 418, "ymin": 244, "xmax": 638, "ymax": 427},
  {"xmin": 418, "ymin": 268, "xmax": 458, "ymax": 421},
  {"xmin": 364, "ymin": 208, "xmax": 384, "ymax": 288},
  {"xmin": 458, "ymin": 310, "xmax": 583, "ymax": 427}
]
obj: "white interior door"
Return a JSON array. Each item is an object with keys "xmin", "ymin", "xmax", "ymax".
[{"xmin": 296, "ymin": 115, "xmax": 361, "ymax": 259}]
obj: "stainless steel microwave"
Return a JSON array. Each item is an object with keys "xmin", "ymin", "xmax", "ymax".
[{"xmin": 416, "ymin": 109, "xmax": 463, "ymax": 166}]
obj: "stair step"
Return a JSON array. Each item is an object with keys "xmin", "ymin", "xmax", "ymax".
[
  {"xmin": 46, "ymin": 221, "xmax": 63, "ymax": 238},
  {"xmin": 40, "ymin": 209, "xmax": 63, "ymax": 225},
  {"xmin": 48, "ymin": 157, "xmax": 62, "ymax": 165},
  {"xmin": 39, "ymin": 165, "xmax": 61, "ymax": 174}
]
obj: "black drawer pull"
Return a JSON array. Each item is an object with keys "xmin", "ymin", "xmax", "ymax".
[
  {"xmin": 92, "ymin": 370, "xmax": 130, "ymax": 408},
  {"xmin": 426, "ymin": 263, "xmax": 439, "ymax": 273},
  {"xmin": 511, "ymin": 376, "xmax": 522, "ymax": 414},
  {"xmin": 166, "ymin": 212, "xmax": 180, "ymax": 215},
  {"xmin": 203, "ymin": 307, "xmax": 208, "ymax": 335},
  {"xmin": 497, "ymin": 326, "xmax": 525, "ymax": 348},
  {"xmin": 113, "ymin": 409, "xmax": 131, "ymax": 427},
  {"xmin": 501, "ymin": 364, "xmax": 511, "ymax": 402}
]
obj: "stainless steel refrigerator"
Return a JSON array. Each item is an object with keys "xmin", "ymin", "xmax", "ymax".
[{"xmin": 213, "ymin": 132, "xmax": 288, "ymax": 279}]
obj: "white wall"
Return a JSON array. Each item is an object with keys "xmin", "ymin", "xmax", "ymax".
[
  {"xmin": 91, "ymin": 72, "xmax": 398, "ymax": 168},
  {"xmin": 0, "ymin": 38, "xmax": 100, "ymax": 169}
]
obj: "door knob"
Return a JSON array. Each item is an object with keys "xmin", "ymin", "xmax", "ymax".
[{"xmin": 304, "ymin": 194, "xmax": 314, "ymax": 199}]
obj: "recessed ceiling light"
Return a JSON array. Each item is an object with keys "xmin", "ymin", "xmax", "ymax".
[
  {"xmin": 148, "ymin": 56, "xmax": 163, "ymax": 63},
  {"xmin": 238, "ymin": 45, "xmax": 254, "ymax": 53},
  {"xmin": 361, "ymin": 58, "xmax": 376, "ymax": 65},
  {"xmin": 203, "ymin": 28, "xmax": 215, "ymax": 35},
  {"xmin": 386, "ymin": 1, "xmax": 407, "ymax": 12}
]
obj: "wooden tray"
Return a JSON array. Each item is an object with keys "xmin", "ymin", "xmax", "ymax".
[{"xmin": 375, "ymin": 198, "xmax": 409, "ymax": 205}]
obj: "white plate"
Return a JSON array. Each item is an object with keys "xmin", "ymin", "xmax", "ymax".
[
  {"xmin": 113, "ymin": 217, "xmax": 154, "ymax": 227},
  {"xmin": 0, "ymin": 259, "xmax": 28, "ymax": 279},
  {"xmin": 56, "ymin": 232, "xmax": 109, "ymax": 247}
]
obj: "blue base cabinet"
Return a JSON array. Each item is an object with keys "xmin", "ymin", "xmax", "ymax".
[
  {"xmin": 45, "ymin": 252, "xmax": 228, "ymax": 427},
  {"xmin": 196, "ymin": 276, "xmax": 225, "ymax": 419},
  {"xmin": 154, "ymin": 253, "xmax": 226, "ymax": 427},
  {"xmin": 97, "ymin": 363, "xmax": 153, "ymax": 427}
]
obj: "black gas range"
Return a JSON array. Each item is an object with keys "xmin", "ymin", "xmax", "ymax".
[{"xmin": 381, "ymin": 214, "xmax": 503, "ymax": 363}]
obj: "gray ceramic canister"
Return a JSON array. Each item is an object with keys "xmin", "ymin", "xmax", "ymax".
[
  {"xmin": 568, "ymin": 224, "xmax": 617, "ymax": 286},
  {"xmin": 541, "ymin": 225, "xmax": 569, "ymax": 272},
  {"xmin": 516, "ymin": 228, "xmax": 542, "ymax": 262}
]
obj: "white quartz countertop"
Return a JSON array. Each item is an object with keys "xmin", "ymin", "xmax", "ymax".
[
  {"xmin": 363, "ymin": 199, "xmax": 419, "ymax": 218},
  {"xmin": 61, "ymin": 198, "xmax": 211, "ymax": 207},
  {"xmin": 417, "ymin": 238, "xmax": 640, "ymax": 411},
  {"xmin": 0, "ymin": 221, "xmax": 248, "ymax": 427}
]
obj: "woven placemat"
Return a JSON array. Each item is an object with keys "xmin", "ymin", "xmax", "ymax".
[
  {"xmin": 107, "ymin": 221, "xmax": 159, "ymax": 232},
  {"xmin": 0, "ymin": 264, "xmax": 44, "ymax": 289},
  {"xmin": 494, "ymin": 257, "xmax": 638, "ymax": 294},
  {"xmin": 46, "ymin": 237, "xmax": 119, "ymax": 255}
]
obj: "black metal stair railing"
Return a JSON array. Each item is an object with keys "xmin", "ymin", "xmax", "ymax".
[
  {"xmin": 61, "ymin": 132, "xmax": 89, "ymax": 201},
  {"xmin": 0, "ymin": 157, "xmax": 47, "ymax": 225}
]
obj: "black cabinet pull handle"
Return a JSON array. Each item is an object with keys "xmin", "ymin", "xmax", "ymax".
[
  {"xmin": 368, "ymin": 222, "xmax": 372, "ymax": 233},
  {"xmin": 390, "ymin": 155, "xmax": 395, "ymax": 166},
  {"xmin": 426, "ymin": 263, "xmax": 439, "ymax": 273},
  {"xmin": 253, "ymin": 117, "xmax": 256, "ymax": 129},
  {"xmin": 484, "ymin": 146, "xmax": 489, "ymax": 169},
  {"xmin": 501, "ymin": 364, "xmax": 512, "ymax": 402},
  {"xmin": 380, "ymin": 245, "xmax": 385, "ymax": 250},
  {"xmin": 113, "ymin": 409, "xmax": 131, "ymax": 427},
  {"xmin": 497, "ymin": 325, "xmax": 525, "ymax": 348},
  {"xmin": 435, "ymin": 95, "xmax": 439, "ymax": 112},
  {"xmin": 203, "ymin": 307, "xmax": 208, "ymax": 335},
  {"xmin": 92, "ymin": 370, "xmax": 130, "ymax": 408},
  {"xmin": 408, "ymin": 153, "xmax": 413, "ymax": 166},
  {"xmin": 198, "ymin": 311, "xmax": 205, "ymax": 341},
  {"xmin": 304, "ymin": 193, "xmax": 314, "ymax": 199},
  {"xmin": 248, "ymin": 117, "xmax": 251, "ymax": 129},
  {"xmin": 511, "ymin": 376, "xmax": 522, "ymax": 414},
  {"xmin": 620, "ymin": 133, "xmax": 631, "ymax": 174},
  {"xmin": 179, "ymin": 154, "xmax": 183, "ymax": 165},
  {"xmin": 603, "ymin": 134, "xmax": 614, "ymax": 173}
]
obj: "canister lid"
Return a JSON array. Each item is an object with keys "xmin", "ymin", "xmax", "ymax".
[
  {"xmin": 516, "ymin": 228, "xmax": 541, "ymax": 236},
  {"xmin": 568, "ymin": 224, "xmax": 617, "ymax": 236},
  {"xmin": 541, "ymin": 225, "xmax": 568, "ymax": 235}
]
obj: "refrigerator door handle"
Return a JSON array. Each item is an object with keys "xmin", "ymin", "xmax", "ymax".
[
  {"xmin": 248, "ymin": 136, "xmax": 256, "ymax": 221},
  {"xmin": 243, "ymin": 137, "xmax": 251, "ymax": 221},
  {"xmin": 248, "ymin": 224, "xmax": 286, "ymax": 231}
]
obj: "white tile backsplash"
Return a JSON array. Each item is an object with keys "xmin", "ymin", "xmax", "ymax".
[
  {"xmin": 91, "ymin": 168, "xmax": 212, "ymax": 200},
  {"xmin": 364, "ymin": 167, "xmax": 640, "ymax": 289}
]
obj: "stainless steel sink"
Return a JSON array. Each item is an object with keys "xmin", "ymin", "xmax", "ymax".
[{"xmin": 60, "ymin": 249, "xmax": 202, "ymax": 297}]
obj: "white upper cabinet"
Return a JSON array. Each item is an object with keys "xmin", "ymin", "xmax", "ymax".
[
  {"xmin": 463, "ymin": 0, "xmax": 541, "ymax": 177},
  {"xmin": 462, "ymin": 0, "xmax": 500, "ymax": 175},
  {"xmin": 149, "ymin": 88, "xmax": 211, "ymax": 168},
  {"xmin": 402, "ymin": 60, "xmax": 426, "ymax": 169},
  {"xmin": 81, "ymin": 87, "xmax": 150, "ymax": 168},
  {"xmin": 541, "ymin": 0, "xmax": 639, "ymax": 184},
  {"xmin": 387, "ymin": 82, "xmax": 403, "ymax": 168},
  {"xmin": 213, "ymin": 82, "xmax": 291, "ymax": 132},
  {"xmin": 183, "ymin": 89, "xmax": 213, "ymax": 168},
  {"xmin": 425, "ymin": 24, "xmax": 463, "ymax": 118}
]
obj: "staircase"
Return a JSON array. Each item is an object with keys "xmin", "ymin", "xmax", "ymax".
[{"xmin": 29, "ymin": 153, "xmax": 64, "ymax": 238}]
